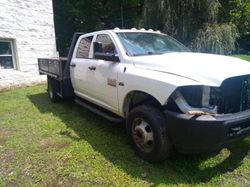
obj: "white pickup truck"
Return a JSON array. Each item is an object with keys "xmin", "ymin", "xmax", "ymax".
[{"xmin": 39, "ymin": 29, "xmax": 250, "ymax": 162}]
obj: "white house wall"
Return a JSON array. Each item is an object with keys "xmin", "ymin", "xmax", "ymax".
[{"xmin": 0, "ymin": 0, "xmax": 58, "ymax": 72}]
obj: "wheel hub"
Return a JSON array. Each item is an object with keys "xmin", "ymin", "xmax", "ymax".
[{"xmin": 133, "ymin": 119, "xmax": 154, "ymax": 152}]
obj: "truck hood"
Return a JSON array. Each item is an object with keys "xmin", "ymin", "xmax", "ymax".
[{"xmin": 132, "ymin": 52, "xmax": 250, "ymax": 86}]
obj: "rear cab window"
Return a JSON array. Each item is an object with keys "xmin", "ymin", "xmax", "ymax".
[{"xmin": 76, "ymin": 36, "xmax": 93, "ymax": 58}]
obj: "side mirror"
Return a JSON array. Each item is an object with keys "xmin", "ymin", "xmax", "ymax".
[
  {"xmin": 94, "ymin": 52, "xmax": 120, "ymax": 62},
  {"xmin": 93, "ymin": 42, "xmax": 120, "ymax": 62},
  {"xmin": 94, "ymin": 42, "xmax": 103, "ymax": 53}
]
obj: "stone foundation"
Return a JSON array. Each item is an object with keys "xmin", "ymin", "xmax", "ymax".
[{"xmin": 0, "ymin": 69, "xmax": 47, "ymax": 91}]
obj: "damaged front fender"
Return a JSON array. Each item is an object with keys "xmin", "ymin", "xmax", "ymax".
[{"xmin": 168, "ymin": 75, "xmax": 250, "ymax": 116}]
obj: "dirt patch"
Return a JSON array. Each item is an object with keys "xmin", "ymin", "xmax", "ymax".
[
  {"xmin": 40, "ymin": 138, "xmax": 54, "ymax": 149},
  {"xmin": 0, "ymin": 129, "xmax": 14, "ymax": 147},
  {"xmin": 0, "ymin": 150, "xmax": 16, "ymax": 163},
  {"xmin": 0, "ymin": 129, "xmax": 13, "ymax": 137},
  {"xmin": 54, "ymin": 142, "xmax": 71, "ymax": 149},
  {"xmin": 0, "ymin": 150, "xmax": 16, "ymax": 178},
  {"xmin": 0, "ymin": 138, "xmax": 6, "ymax": 146},
  {"xmin": 40, "ymin": 138, "xmax": 70, "ymax": 149},
  {"xmin": 6, "ymin": 182, "xmax": 18, "ymax": 187}
]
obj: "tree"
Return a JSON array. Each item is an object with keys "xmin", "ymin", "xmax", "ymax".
[
  {"xmin": 53, "ymin": 0, "xmax": 249, "ymax": 55},
  {"xmin": 219, "ymin": 0, "xmax": 250, "ymax": 36},
  {"xmin": 53, "ymin": 0, "xmax": 142, "ymax": 56},
  {"xmin": 190, "ymin": 23, "xmax": 238, "ymax": 54},
  {"xmin": 219, "ymin": 0, "xmax": 250, "ymax": 53},
  {"xmin": 53, "ymin": 0, "xmax": 104, "ymax": 55},
  {"xmin": 140, "ymin": 0, "xmax": 249, "ymax": 54},
  {"xmin": 140, "ymin": 0, "xmax": 221, "ymax": 43}
]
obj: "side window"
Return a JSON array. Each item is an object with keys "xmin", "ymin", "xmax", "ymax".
[
  {"xmin": 96, "ymin": 34, "xmax": 116, "ymax": 54},
  {"xmin": 76, "ymin": 36, "xmax": 93, "ymax": 58}
]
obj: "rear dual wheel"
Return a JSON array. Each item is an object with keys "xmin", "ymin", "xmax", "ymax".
[
  {"xmin": 47, "ymin": 76, "xmax": 61, "ymax": 102},
  {"xmin": 126, "ymin": 105, "xmax": 173, "ymax": 163}
]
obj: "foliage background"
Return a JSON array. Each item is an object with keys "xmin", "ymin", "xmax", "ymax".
[{"xmin": 53, "ymin": 0, "xmax": 249, "ymax": 56}]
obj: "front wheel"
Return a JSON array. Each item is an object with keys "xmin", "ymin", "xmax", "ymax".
[{"xmin": 126, "ymin": 105, "xmax": 173, "ymax": 163}]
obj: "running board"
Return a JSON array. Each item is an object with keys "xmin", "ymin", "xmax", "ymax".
[{"xmin": 75, "ymin": 97, "xmax": 124, "ymax": 123}]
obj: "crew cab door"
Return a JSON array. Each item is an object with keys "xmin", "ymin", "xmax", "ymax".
[
  {"xmin": 70, "ymin": 35, "xmax": 94, "ymax": 95},
  {"xmin": 87, "ymin": 34, "xmax": 120, "ymax": 112}
]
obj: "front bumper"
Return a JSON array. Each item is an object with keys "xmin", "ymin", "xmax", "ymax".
[{"xmin": 164, "ymin": 110, "xmax": 250, "ymax": 153}]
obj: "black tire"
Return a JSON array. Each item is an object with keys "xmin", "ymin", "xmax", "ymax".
[
  {"xmin": 126, "ymin": 105, "xmax": 173, "ymax": 163},
  {"xmin": 47, "ymin": 76, "xmax": 61, "ymax": 102}
]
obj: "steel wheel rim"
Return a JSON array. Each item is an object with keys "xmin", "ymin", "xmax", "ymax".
[{"xmin": 132, "ymin": 118, "xmax": 154, "ymax": 152}]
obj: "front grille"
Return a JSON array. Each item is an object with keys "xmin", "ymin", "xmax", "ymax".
[{"xmin": 210, "ymin": 75, "xmax": 250, "ymax": 114}]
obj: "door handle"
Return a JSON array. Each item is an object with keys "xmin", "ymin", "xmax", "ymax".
[
  {"xmin": 70, "ymin": 63, "xmax": 76, "ymax": 67},
  {"xmin": 88, "ymin": 66, "xmax": 96, "ymax": 71}
]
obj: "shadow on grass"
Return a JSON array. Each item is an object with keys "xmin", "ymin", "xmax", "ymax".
[{"xmin": 28, "ymin": 92, "xmax": 250, "ymax": 185}]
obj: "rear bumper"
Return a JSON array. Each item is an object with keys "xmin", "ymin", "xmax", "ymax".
[{"xmin": 164, "ymin": 110, "xmax": 250, "ymax": 153}]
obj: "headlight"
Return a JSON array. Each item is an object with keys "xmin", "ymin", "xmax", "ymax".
[
  {"xmin": 179, "ymin": 86, "xmax": 221, "ymax": 108},
  {"xmin": 171, "ymin": 86, "xmax": 220, "ymax": 115},
  {"xmin": 170, "ymin": 75, "xmax": 250, "ymax": 115}
]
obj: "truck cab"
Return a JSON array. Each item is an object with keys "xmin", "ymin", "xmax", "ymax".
[{"xmin": 70, "ymin": 30, "xmax": 122, "ymax": 114}]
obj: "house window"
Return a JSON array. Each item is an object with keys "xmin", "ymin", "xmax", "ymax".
[{"xmin": 0, "ymin": 40, "xmax": 15, "ymax": 69}]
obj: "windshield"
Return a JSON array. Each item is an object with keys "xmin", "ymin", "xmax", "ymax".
[{"xmin": 117, "ymin": 32, "xmax": 190, "ymax": 56}]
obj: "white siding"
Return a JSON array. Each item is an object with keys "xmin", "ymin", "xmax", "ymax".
[{"xmin": 0, "ymin": 0, "xmax": 58, "ymax": 72}]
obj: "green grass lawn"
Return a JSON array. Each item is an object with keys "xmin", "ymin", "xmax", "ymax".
[
  {"xmin": 233, "ymin": 55, "xmax": 250, "ymax": 61},
  {"xmin": 0, "ymin": 85, "xmax": 249, "ymax": 186}
]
